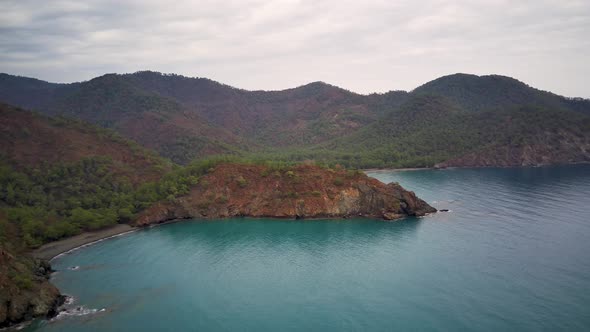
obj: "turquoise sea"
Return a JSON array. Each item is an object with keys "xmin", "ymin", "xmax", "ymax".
[{"xmin": 28, "ymin": 165, "xmax": 590, "ymax": 331}]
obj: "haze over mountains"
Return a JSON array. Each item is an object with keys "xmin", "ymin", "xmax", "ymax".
[{"xmin": 1, "ymin": 71, "xmax": 589, "ymax": 167}]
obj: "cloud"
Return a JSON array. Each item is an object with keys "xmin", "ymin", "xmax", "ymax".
[{"xmin": 0, "ymin": 0, "xmax": 589, "ymax": 97}]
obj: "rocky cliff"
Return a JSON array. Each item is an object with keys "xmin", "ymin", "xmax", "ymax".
[
  {"xmin": 135, "ymin": 164, "xmax": 435, "ymax": 226},
  {"xmin": 0, "ymin": 247, "xmax": 63, "ymax": 328}
]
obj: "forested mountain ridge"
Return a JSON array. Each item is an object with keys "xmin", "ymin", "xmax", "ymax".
[
  {"xmin": 0, "ymin": 103, "xmax": 170, "ymax": 183},
  {"xmin": 0, "ymin": 74, "xmax": 247, "ymax": 164},
  {"xmin": 123, "ymin": 71, "xmax": 410, "ymax": 145},
  {"xmin": 322, "ymin": 95, "xmax": 590, "ymax": 168},
  {"xmin": 0, "ymin": 71, "xmax": 409, "ymax": 151},
  {"xmin": 0, "ymin": 104, "xmax": 228, "ymax": 249},
  {"xmin": 413, "ymin": 73, "xmax": 590, "ymax": 114},
  {"xmin": 0, "ymin": 71, "xmax": 588, "ymax": 168}
]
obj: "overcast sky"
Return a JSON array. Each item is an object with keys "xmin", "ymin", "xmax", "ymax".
[{"xmin": 1, "ymin": 0, "xmax": 589, "ymax": 97}]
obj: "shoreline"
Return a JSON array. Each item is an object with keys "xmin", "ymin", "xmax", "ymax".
[
  {"xmin": 31, "ymin": 163, "xmax": 590, "ymax": 262},
  {"xmin": 32, "ymin": 210, "xmax": 436, "ymax": 262},
  {"xmin": 363, "ymin": 167, "xmax": 432, "ymax": 172},
  {"xmin": 363, "ymin": 162, "xmax": 590, "ymax": 173},
  {"xmin": 31, "ymin": 224, "xmax": 137, "ymax": 261}
]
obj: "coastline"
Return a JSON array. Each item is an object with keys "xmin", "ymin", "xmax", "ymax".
[
  {"xmin": 31, "ymin": 224, "xmax": 137, "ymax": 261},
  {"xmin": 31, "ymin": 163, "xmax": 589, "ymax": 262},
  {"xmin": 363, "ymin": 167, "xmax": 432, "ymax": 172},
  {"xmin": 363, "ymin": 162, "xmax": 590, "ymax": 173}
]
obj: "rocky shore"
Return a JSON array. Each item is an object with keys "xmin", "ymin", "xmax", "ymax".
[
  {"xmin": 136, "ymin": 164, "xmax": 436, "ymax": 226},
  {"xmin": 0, "ymin": 247, "xmax": 64, "ymax": 329},
  {"xmin": 1, "ymin": 164, "xmax": 436, "ymax": 329}
]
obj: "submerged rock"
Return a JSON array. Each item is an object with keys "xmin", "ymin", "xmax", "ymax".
[{"xmin": 135, "ymin": 164, "xmax": 436, "ymax": 226}]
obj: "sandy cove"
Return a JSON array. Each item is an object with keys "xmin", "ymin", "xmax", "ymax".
[{"xmin": 31, "ymin": 224, "xmax": 136, "ymax": 261}]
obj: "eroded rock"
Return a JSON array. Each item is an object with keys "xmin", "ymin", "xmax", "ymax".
[
  {"xmin": 136, "ymin": 164, "xmax": 436, "ymax": 226},
  {"xmin": 0, "ymin": 247, "xmax": 63, "ymax": 328}
]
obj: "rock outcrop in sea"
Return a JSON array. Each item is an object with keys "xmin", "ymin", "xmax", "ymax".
[{"xmin": 135, "ymin": 164, "xmax": 436, "ymax": 226}]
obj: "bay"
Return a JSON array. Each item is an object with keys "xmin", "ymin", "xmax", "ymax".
[{"xmin": 28, "ymin": 165, "xmax": 590, "ymax": 331}]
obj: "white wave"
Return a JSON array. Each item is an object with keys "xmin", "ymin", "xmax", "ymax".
[
  {"xmin": 63, "ymin": 295, "xmax": 75, "ymax": 305},
  {"xmin": 53, "ymin": 306, "xmax": 106, "ymax": 320}
]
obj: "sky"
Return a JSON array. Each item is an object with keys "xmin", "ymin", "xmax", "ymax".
[{"xmin": 1, "ymin": 0, "xmax": 589, "ymax": 97}]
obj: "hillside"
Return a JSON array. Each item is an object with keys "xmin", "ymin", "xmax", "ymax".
[
  {"xmin": 0, "ymin": 72, "xmax": 407, "ymax": 156},
  {"xmin": 135, "ymin": 163, "xmax": 435, "ymax": 225},
  {"xmin": 0, "ymin": 73, "xmax": 69, "ymax": 111},
  {"xmin": 0, "ymin": 74, "xmax": 246, "ymax": 164},
  {"xmin": 0, "ymin": 103, "xmax": 184, "ymax": 248},
  {"xmin": 0, "ymin": 241, "xmax": 62, "ymax": 329},
  {"xmin": 0, "ymin": 103, "xmax": 170, "ymax": 183},
  {"xmin": 312, "ymin": 95, "xmax": 590, "ymax": 168},
  {"xmin": 0, "ymin": 105, "xmax": 172, "ymax": 328},
  {"xmin": 124, "ymin": 71, "xmax": 405, "ymax": 145},
  {"xmin": 413, "ymin": 73, "xmax": 590, "ymax": 114},
  {"xmin": 0, "ymin": 72, "xmax": 589, "ymax": 168}
]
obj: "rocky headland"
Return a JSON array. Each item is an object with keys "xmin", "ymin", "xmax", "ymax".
[
  {"xmin": 0, "ymin": 247, "xmax": 64, "ymax": 329},
  {"xmin": 135, "ymin": 163, "xmax": 436, "ymax": 226},
  {"xmin": 1, "ymin": 163, "xmax": 435, "ymax": 329}
]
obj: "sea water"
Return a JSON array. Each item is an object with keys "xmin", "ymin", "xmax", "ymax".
[{"xmin": 28, "ymin": 165, "xmax": 590, "ymax": 331}]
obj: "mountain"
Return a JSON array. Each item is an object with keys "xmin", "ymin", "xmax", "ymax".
[
  {"xmin": 0, "ymin": 74, "xmax": 246, "ymax": 164},
  {"xmin": 123, "ymin": 71, "xmax": 408, "ymax": 146},
  {"xmin": 315, "ymin": 94, "xmax": 590, "ymax": 168},
  {"xmin": 0, "ymin": 72, "xmax": 588, "ymax": 168},
  {"xmin": 413, "ymin": 73, "xmax": 590, "ymax": 114},
  {"xmin": 0, "ymin": 73, "xmax": 69, "ymax": 111},
  {"xmin": 0, "ymin": 72, "xmax": 408, "ymax": 158},
  {"xmin": 0, "ymin": 103, "xmax": 170, "ymax": 183},
  {"xmin": 0, "ymin": 103, "xmax": 179, "ymax": 247}
]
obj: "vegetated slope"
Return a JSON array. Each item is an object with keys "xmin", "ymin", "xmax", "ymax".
[
  {"xmin": 48, "ymin": 74, "xmax": 249, "ymax": 164},
  {"xmin": 0, "ymin": 72, "xmax": 408, "ymax": 153},
  {"xmin": 433, "ymin": 108, "xmax": 590, "ymax": 168},
  {"xmin": 0, "ymin": 103, "xmax": 169, "ymax": 183},
  {"xmin": 413, "ymin": 73, "xmax": 590, "ymax": 114},
  {"xmin": 0, "ymin": 104, "xmax": 175, "ymax": 328},
  {"xmin": 0, "ymin": 231, "xmax": 62, "ymax": 329},
  {"xmin": 135, "ymin": 163, "xmax": 435, "ymax": 225},
  {"xmin": 0, "ymin": 103, "xmax": 184, "ymax": 247},
  {"xmin": 0, "ymin": 74, "xmax": 246, "ymax": 164},
  {"xmin": 124, "ymin": 71, "xmax": 409, "ymax": 146},
  {"xmin": 0, "ymin": 73, "xmax": 69, "ymax": 111},
  {"xmin": 324, "ymin": 95, "xmax": 590, "ymax": 168},
  {"xmin": 1, "ymin": 72, "xmax": 589, "ymax": 168}
]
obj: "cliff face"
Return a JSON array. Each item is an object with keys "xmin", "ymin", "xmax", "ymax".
[
  {"xmin": 135, "ymin": 164, "xmax": 435, "ymax": 226},
  {"xmin": 0, "ymin": 247, "xmax": 63, "ymax": 328}
]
